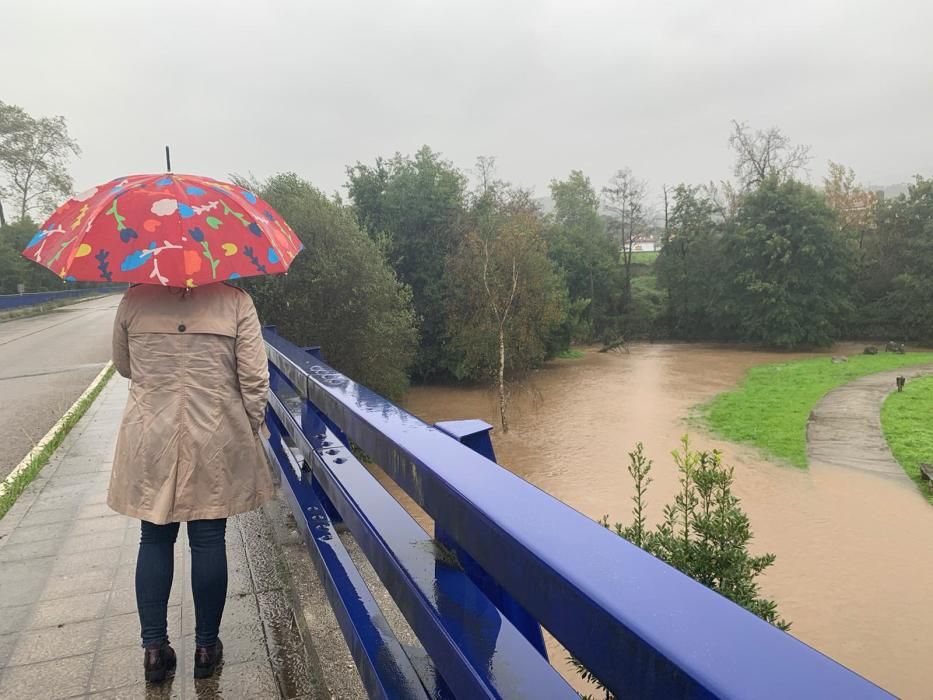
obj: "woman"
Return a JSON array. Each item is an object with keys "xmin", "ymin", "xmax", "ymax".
[{"xmin": 109, "ymin": 282, "xmax": 274, "ymax": 683}]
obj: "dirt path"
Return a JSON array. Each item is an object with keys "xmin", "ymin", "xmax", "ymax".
[{"xmin": 806, "ymin": 362, "xmax": 933, "ymax": 477}]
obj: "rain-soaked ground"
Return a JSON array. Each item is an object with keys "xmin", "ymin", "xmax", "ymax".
[{"xmin": 398, "ymin": 343, "xmax": 933, "ymax": 698}]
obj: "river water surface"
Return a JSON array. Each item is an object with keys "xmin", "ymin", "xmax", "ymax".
[{"xmin": 397, "ymin": 343, "xmax": 933, "ymax": 698}]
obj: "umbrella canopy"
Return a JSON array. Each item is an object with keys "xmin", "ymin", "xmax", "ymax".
[{"xmin": 22, "ymin": 173, "xmax": 303, "ymax": 287}]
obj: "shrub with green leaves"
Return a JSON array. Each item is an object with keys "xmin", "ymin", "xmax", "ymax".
[{"xmin": 572, "ymin": 438, "xmax": 787, "ymax": 699}]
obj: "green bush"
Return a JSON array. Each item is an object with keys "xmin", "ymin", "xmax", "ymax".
[
  {"xmin": 240, "ymin": 174, "xmax": 418, "ymax": 400},
  {"xmin": 573, "ymin": 439, "xmax": 787, "ymax": 699}
]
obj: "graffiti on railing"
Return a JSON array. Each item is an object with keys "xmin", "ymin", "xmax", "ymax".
[{"xmin": 307, "ymin": 364, "xmax": 349, "ymax": 388}]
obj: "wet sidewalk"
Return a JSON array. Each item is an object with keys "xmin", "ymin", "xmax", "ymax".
[{"xmin": 0, "ymin": 376, "xmax": 316, "ymax": 699}]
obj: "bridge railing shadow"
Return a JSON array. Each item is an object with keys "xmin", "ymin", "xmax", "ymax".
[{"xmin": 262, "ymin": 327, "xmax": 891, "ymax": 700}]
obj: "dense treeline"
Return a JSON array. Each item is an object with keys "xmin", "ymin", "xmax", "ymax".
[
  {"xmin": 1, "ymin": 100, "xmax": 82, "ymax": 293},
  {"xmin": 656, "ymin": 176, "xmax": 855, "ymax": 347},
  {"xmin": 4, "ymin": 100, "xmax": 933, "ymax": 410},
  {"xmin": 0, "ymin": 218, "xmax": 64, "ymax": 293},
  {"xmin": 236, "ymin": 174, "xmax": 418, "ymax": 400},
  {"xmin": 655, "ymin": 170, "xmax": 933, "ymax": 346}
]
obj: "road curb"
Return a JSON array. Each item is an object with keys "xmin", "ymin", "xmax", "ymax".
[{"xmin": 0, "ymin": 361, "xmax": 115, "ymax": 501}]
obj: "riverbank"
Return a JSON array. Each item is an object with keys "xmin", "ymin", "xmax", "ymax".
[
  {"xmin": 882, "ymin": 375, "xmax": 933, "ymax": 502},
  {"xmin": 700, "ymin": 351, "xmax": 933, "ymax": 468},
  {"xmin": 399, "ymin": 343, "xmax": 933, "ymax": 696}
]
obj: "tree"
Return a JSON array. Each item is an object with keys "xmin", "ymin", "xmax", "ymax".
[
  {"xmin": 603, "ymin": 168, "xmax": 648, "ymax": 310},
  {"xmin": 704, "ymin": 179, "xmax": 741, "ymax": 223},
  {"xmin": 0, "ymin": 101, "xmax": 80, "ymax": 222},
  {"xmin": 662, "ymin": 184, "xmax": 670, "ymax": 235},
  {"xmin": 0, "ymin": 218, "xmax": 65, "ymax": 292},
  {"xmin": 821, "ymin": 163, "xmax": 879, "ymax": 336},
  {"xmin": 473, "ymin": 155, "xmax": 504, "ymax": 198},
  {"xmin": 655, "ymin": 184, "xmax": 723, "ymax": 338},
  {"xmin": 823, "ymin": 162, "xmax": 876, "ymax": 245},
  {"xmin": 866, "ymin": 177, "xmax": 933, "ymax": 341},
  {"xmin": 446, "ymin": 195, "xmax": 564, "ymax": 431},
  {"xmin": 639, "ymin": 440, "xmax": 786, "ymax": 629},
  {"xmin": 0, "ymin": 103, "xmax": 31, "ymax": 226},
  {"xmin": 239, "ymin": 173, "xmax": 418, "ymax": 399},
  {"xmin": 720, "ymin": 177, "xmax": 853, "ymax": 347},
  {"xmin": 547, "ymin": 171, "xmax": 622, "ymax": 341},
  {"xmin": 573, "ymin": 439, "xmax": 788, "ymax": 700},
  {"xmin": 0, "ymin": 226, "xmax": 25, "ymax": 293},
  {"xmin": 347, "ymin": 146, "xmax": 467, "ymax": 380},
  {"xmin": 823, "ymin": 162, "xmax": 877, "ymax": 263},
  {"xmin": 627, "ymin": 274, "xmax": 666, "ymax": 340},
  {"xmin": 729, "ymin": 120, "xmax": 810, "ymax": 191},
  {"xmin": 466, "ymin": 155, "xmax": 513, "ymax": 235}
]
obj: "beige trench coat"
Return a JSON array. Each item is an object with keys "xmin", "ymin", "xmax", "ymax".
[{"xmin": 108, "ymin": 283, "xmax": 274, "ymax": 524}]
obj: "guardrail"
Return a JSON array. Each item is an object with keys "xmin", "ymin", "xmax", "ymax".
[
  {"xmin": 0, "ymin": 286, "xmax": 127, "ymax": 311},
  {"xmin": 261, "ymin": 327, "xmax": 893, "ymax": 700}
]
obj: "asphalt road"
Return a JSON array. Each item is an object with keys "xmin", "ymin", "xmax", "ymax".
[{"xmin": 0, "ymin": 295, "xmax": 121, "ymax": 480}]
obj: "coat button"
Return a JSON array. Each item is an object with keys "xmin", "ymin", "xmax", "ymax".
[{"xmin": 178, "ymin": 324, "xmax": 186, "ymax": 332}]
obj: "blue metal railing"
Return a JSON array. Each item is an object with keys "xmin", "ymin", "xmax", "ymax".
[
  {"xmin": 261, "ymin": 328, "xmax": 893, "ymax": 700},
  {"xmin": 0, "ymin": 286, "xmax": 127, "ymax": 310}
]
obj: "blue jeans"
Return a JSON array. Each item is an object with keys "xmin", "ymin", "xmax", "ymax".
[{"xmin": 136, "ymin": 519, "xmax": 228, "ymax": 647}]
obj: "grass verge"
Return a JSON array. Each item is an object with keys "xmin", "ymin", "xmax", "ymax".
[
  {"xmin": 699, "ymin": 352, "xmax": 933, "ymax": 468},
  {"xmin": 0, "ymin": 363, "xmax": 115, "ymax": 520},
  {"xmin": 557, "ymin": 348, "xmax": 585, "ymax": 360},
  {"xmin": 881, "ymin": 375, "xmax": 933, "ymax": 503}
]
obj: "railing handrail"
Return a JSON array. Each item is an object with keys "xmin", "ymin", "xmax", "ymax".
[
  {"xmin": 264, "ymin": 385, "xmax": 574, "ymax": 699},
  {"xmin": 264, "ymin": 329, "xmax": 892, "ymax": 699}
]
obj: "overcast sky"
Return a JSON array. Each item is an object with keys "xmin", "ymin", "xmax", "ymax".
[{"xmin": 4, "ymin": 0, "xmax": 931, "ymax": 208}]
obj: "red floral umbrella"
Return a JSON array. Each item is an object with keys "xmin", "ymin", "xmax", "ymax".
[{"xmin": 22, "ymin": 173, "xmax": 303, "ymax": 287}]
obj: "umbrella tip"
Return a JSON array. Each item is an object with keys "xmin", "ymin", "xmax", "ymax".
[{"xmin": 165, "ymin": 145, "xmax": 172, "ymax": 173}]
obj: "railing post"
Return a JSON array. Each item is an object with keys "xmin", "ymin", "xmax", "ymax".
[{"xmin": 433, "ymin": 419, "xmax": 549, "ymax": 660}]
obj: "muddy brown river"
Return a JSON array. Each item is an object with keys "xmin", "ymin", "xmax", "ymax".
[{"xmin": 396, "ymin": 343, "xmax": 933, "ymax": 698}]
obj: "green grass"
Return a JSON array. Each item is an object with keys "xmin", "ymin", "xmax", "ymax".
[
  {"xmin": 881, "ymin": 375, "xmax": 933, "ymax": 502},
  {"xmin": 0, "ymin": 364, "xmax": 115, "ymax": 520},
  {"xmin": 557, "ymin": 348, "xmax": 585, "ymax": 360},
  {"xmin": 630, "ymin": 251, "xmax": 659, "ymax": 265},
  {"xmin": 700, "ymin": 352, "xmax": 933, "ymax": 468}
]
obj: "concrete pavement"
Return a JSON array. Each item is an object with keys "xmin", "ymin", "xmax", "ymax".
[
  {"xmin": 0, "ymin": 294, "xmax": 121, "ymax": 480},
  {"xmin": 807, "ymin": 363, "xmax": 933, "ymax": 476},
  {"xmin": 0, "ymin": 376, "xmax": 317, "ymax": 699}
]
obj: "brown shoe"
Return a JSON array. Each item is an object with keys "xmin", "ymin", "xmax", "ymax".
[
  {"xmin": 193, "ymin": 639, "xmax": 223, "ymax": 679},
  {"xmin": 144, "ymin": 642, "xmax": 177, "ymax": 684}
]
